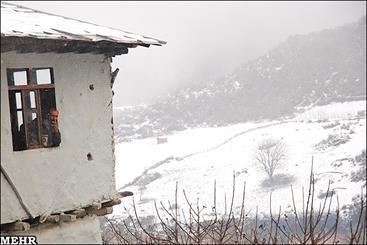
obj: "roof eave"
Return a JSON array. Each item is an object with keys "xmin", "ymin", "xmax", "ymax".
[{"xmin": 0, "ymin": 36, "xmax": 158, "ymax": 56}]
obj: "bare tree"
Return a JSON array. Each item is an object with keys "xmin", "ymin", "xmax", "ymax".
[{"xmin": 254, "ymin": 138, "xmax": 286, "ymax": 181}]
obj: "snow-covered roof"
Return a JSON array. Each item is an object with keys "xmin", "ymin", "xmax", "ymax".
[{"xmin": 1, "ymin": 2, "xmax": 166, "ymax": 54}]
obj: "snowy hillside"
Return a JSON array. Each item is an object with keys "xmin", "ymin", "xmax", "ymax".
[
  {"xmin": 113, "ymin": 101, "xmax": 366, "ymax": 219},
  {"xmin": 114, "ymin": 16, "xmax": 366, "ymax": 143}
]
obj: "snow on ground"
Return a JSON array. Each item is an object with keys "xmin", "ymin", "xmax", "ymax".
[
  {"xmin": 295, "ymin": 100, "xmax": 366, "ymax": 121},
  {"xmin": 114, "ymin": 121, "xmax": 273, "ymax": 188},
  {"xmin": 112, "ymin": 101, "xmax": 366, "ymax": 219}
]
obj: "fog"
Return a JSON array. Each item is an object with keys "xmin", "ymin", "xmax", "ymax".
[{"xmin": 12, "ymin": 1, "xmax": 366, "ymax": 106}]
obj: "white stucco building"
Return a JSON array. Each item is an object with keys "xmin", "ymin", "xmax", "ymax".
[{"xmin": 0, "ymin": 2, "xmax": 165, "ymax": 243}]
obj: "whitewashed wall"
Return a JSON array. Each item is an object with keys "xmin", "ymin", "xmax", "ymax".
[
  {"xmin": 7, "ymin": 215, "xmax": 103, "ymax": 244},
  {"xmin": 1, "ymin": 52, "xmax": 118, "ymax": 224}
]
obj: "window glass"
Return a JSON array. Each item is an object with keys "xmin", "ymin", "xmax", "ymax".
[
  {"xmin": 35, "ymin": 68, "xmax": 52, "ymax": 84},
  {"xmin": 24, "ymin": 90, "xmax": 37, "ymax": 109},
  {"xmin": 30, "ymin": 91, "xmax": 36, "ymax": 108},
  {"xmin": 17, "ymin": 111, "xmax": 23, "ymax": 131},
  {"xmin": 13, "ymin": 71, "xmax": 28, "ymax": 86},
  {"xmin": 15, "ymin": 92, "xmax": 22, "ymax": 109}
]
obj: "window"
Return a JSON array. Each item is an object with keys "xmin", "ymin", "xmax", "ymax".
[{"xmin": 7, "ymin": 67, "xmax": 61, "ymax": 151}]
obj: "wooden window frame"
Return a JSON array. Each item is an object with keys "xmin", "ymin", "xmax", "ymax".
[{"xmin": 7, "ymin": 67, "xmax": 56, "ymax": 150}]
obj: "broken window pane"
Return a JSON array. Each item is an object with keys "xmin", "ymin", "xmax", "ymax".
[
  {"xmin": 13, "ymin": 71, "xmax": 28, "ymax": 86},
  {"xmin": 35, "ymin": 68, "xmax": 53, "ymax": 84}
]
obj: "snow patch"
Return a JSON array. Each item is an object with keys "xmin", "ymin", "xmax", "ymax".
[{"xmin": 274, "ymin": 64, "xmax": 284, "ymax": 71}]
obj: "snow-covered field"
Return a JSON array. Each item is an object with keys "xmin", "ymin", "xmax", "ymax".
[
  {"xmin": 112, "ymin": 101, "xmax": 366, "ymax": 219},
  {"xmin": 295, "ymin": 100, "xmax": 366, "ymax": 121}
]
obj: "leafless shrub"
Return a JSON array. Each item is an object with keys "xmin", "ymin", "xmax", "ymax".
[
  {"xmin": 254, "ymin": 138, "xmax": 287, "ymax": 181},
  {"xmin": 102, "ymin": 159, "xmax": 366, "ymax": 244},
  {"xmin": 322, "ymin": 121, "xmax": 341, "ymax": 129},
  {"xmin": 350, "ymin": 150, "xmax": 366, "ymax": 184},
  {"xmin": 315, "ymin": 134, "xmax": 351, "ymax": 151},
  {"xmin": 347, "ymin": 191, "xmax": 367, "ymax": 244}
]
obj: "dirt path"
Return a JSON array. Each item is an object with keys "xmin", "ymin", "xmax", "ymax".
[
  {"xmin": 180, "ymin": 120, "xmax": 290, "ymax": 159},
  {"xmin": 137, "ymin": 120, "xmax": 292, "ymax": 176}
]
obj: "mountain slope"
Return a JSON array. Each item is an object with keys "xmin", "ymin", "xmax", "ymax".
[{"xmin": 114, "ymin": 16, "xmax": 366, "ymax": 142}]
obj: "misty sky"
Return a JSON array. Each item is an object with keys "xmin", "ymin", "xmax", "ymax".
[{"xmin": 11, "ymin": 1, "xmax": 366, "ymax": 107}]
